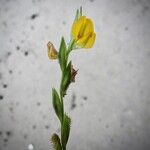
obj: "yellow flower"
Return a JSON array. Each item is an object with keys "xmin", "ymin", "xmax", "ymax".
[
  {"xmin": 71, "ymin": 16, "xmax": 96, "ymax": 48},
  {"xmin": 47, "ymin": 42, "xmax": 58, "ymax": 59}
]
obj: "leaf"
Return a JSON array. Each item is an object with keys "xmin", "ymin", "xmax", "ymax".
[
  {"xmin": 79, "ymin": 6, "xmax": 82, "ymax": 17},
  {"xmin": 74, "ymin": 9, "xmax": 79, "ymax": 22},
  {"xmin": 52, "ymin": 88, "xmax": 63, "ymax": 122},
  {"xmin": 51, "ymin": 133, "xmax": 62, "ymax": 150},
  {"xmin": 74, "ymin": 7, "xmax": 82, "ymax": 23},
  {"xmin": 58, "ymin": 37, "xmax": 67, "ymax": 71},
  {"xmin": 61, "ymin": 114, "xmax": 71, "ymax": 148},
  {"xmin": 61, "ymin": 61, "xmax": 72, "ymax": 96}
]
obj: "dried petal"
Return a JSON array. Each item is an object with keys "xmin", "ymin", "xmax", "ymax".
[
  {"xmin": 47, "ymin": 42, "xmax": 58, "ymax": 59},
  {"xmin": 71, "ymin": 65, "xmax": 78, "ymax": 82}
]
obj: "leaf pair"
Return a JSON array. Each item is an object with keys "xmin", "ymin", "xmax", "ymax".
[
  {"xmin": 59, "ymin": 37, "xmax": 72, "ymax": 97},
  {"xmin": 52, "ymin": 88, "xmax": 63, "ymax": 123}
]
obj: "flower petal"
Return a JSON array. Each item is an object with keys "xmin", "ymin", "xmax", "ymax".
[
  {"xmin": 84, "ymin": 33, "xmax": 96, "ymax": 48},
  {"xmin": 71, "ymin": 16, "xmax": 86, "ymax": 40},
  {"xmin": 83, "ymin": 18, "xmax": 94, "ymax": 36},
  {"xmin": 76, "ymin": 33, "xmax": 90, "ymax": 47}
]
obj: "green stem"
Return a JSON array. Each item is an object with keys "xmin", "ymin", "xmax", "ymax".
[
  {"xmin": 60, "ymin": 95, "xmax": 65, "ymax": 150},
  {"xmin": 60, "ymin": 72, "xmax": 64, "ymax": 150},
  {"xmin": 59, "ymin": 39, "xmax": 74, "ymax": 150}
]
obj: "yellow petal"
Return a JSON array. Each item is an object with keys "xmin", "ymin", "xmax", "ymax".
[
  {"xmin": 71, "ymin": 16, "xmax": 86, "ymax": 40},
  {"xmin": 76, "ymin": 33, "xmax": 90, "ymax": 47},
  {"xmin": 83, "ymin": 18, "xmax": 94, "ymax": 36},
  {"xmin": 47, "ymin": 42, "xmax": 58, "ymax": 59},
  {"xmin": 84, "ymin": 33, "xmax": 96, "ymax": 48}
]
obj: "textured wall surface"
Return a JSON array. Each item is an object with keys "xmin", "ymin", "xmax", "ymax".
[{"xmin": 0, "ymin": 0, "xmax": 150, "ymax": 150}]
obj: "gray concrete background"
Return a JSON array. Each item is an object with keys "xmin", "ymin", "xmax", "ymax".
[{"xmin": 0, "ymin": 0, "xmax": 150, "ymax": 150}]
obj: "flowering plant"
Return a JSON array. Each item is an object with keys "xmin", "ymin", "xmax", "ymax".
[{"xmin": 47, "ymin": 7, "xmax": 96, "ymax": 150}]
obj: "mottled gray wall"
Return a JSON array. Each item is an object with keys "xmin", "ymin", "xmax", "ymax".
[{"xmin": 0, "ymin": 0, "xmax": 150, "ymax": 150}]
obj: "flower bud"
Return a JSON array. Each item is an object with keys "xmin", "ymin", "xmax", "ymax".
[{"xmin": 47, "ymin": 42, "xmax": 58, "ymax": 59}]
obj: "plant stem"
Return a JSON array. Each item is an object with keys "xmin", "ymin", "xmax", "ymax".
[
  {"xmin": 59, "ymin": 40, "xmax": 74, "ymax": 150},
  {"xmin": 60, "ymin": 72, "xmax": 64, "ymax": 150},
  {"xmin": 66, "ymin": 39, "xmax": 75, "ymax": 58}
]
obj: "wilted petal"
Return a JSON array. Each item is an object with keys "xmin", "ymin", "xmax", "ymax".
[
  {"xmin": 71, "ymin": 65, "xmax": 78, "ymax": 82},
  {"xmin": 47, "ymin": 42, "xmax": 58, "ymax": 60}
]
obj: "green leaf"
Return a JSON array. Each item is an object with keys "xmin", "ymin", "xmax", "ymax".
[
  {"xmin": 79, "ymin": 6, "xmax": 82, "ymax": 17},
  {"xmin": 51, "ymin": 133, "xmax": 62, "ymax": 150},
  {"xmin": 52, "ymin": 88, "xmax": 63, "ymax": 122},
  {"xmin": 61, "ymin": 61, "xmax": 72, "ymax": 96},
  {"xmin": 74, "ymin": 9, "xmax": 79, "ymax": 22},
  {"xmin": 58, "ymin": 37, "xmax": 67, "ymax": 71},
  {"xmin": 61, "ymin": 114, "xmax": 71, "ymax": 148},
  {"xmin": 74, "ymin": 7, "xmax": 82, "ymax": 23}
]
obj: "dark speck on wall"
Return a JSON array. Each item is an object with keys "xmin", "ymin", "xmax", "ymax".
[
  {"xmin": 9, "ymin": 107, "xmax": 13, "ymax": 113},
  {"xmin": 32, "ymin": 125, "xmax": 36, "ymax": 129},
  {"xmin": 105, "ymin": 124, "xmax": 109, "ymax": 128},
  {"xmin": 80, "ymin": 103, "xmax": 83, "ymax": 107},
  {"xmin": 9, "ymin": 38, "xmax": 12, "ymax": 43},
  {"xmin": 62, "ymin": 21, "xmax": 66, "ymax": 25},
  {"xmin": 4, "ymin": 138, "xmax": 8, "ymax": 143},
  {"xmin": 3, "ymin": 84, "xmax": 7, "ymax": 88},
  {"xmin": 37, "ymin": 102, "xmax": 41, "ymax": 106},
  {"xmin": 0, "ymin": 95, "xmax": 3, "ymax": 100},
  {"xmin": 7, "ymin": 52, "xmax": 11, "ymax": 56},
  {"xmin": 0, "ymin": 73, "xmax": 2, "ymax": 79},
  {"xmin": 99, "ymin": 118, "xmax": 102, "ymax": 122},
  {"xmin": 16, "ymin": 102, "xmax": 19, "ymax": 106},
  {"xmin": 120, "ymin": 124, "xmax": 124, "ymax": 128},
  {"xmin": 31, "ymin": 14, "xmax": 39, "ymax": 20},
  {"xmin": 111, "ymin": 138, "xmax": 114, "ymax": 143},
  {"xmin": 20, "ymin": 40, "xmax": 24, "ymax": 43},
  {"xmin": 0, "ymin": 131, "xmax": 2, "ymax": 136},
  {"xmin": 24, "ymin": 134, "xmax": 28, "ymax": 139},
  {"xmin": 45, "ymin": 125, "xmax": 49, "ymax": 129},
  {"xmin": 90, "ymin": 0, "xmax": 95, "ymax": 2},
  {"xmin": 16, "ymin": 46, "xmax": 20, "ymax": 50},
  {"xmin": 43, "ymin": 115, "xmax": 46, "ymax": 119},
  {"xmin": 142, "ymin": 6, "xmax": 149, "ymax": 14},
  {"xmin": 70, "ymin": 93, "xmax": 76, "ymax": 110},
  {"xmin": 45, "ymin": 25, "xmax": 49, "ymax": 29},
  {"xmin": 125, "ymin": 27, "xmax": 128, "ymax": 31},
  {"xmin": 2, "ymin": 21, "xmax": 7, "ymax": 27},
  {"xmin": 9, "ymin": 70, "xmax": 13, "ymax": 74},
  {"xmin": 24, "ymin": 51, "xmax": 28, "ymax": 56},
  {"xmin": 6, "ymin": 131, "xmax": 12, "ymax": 137},
  {"xmin": 31, "ymin": 25, "xmax": 34, "ymax": 30},
  {"xmin": 83, "ymin": 96, "xmax": 87, "ymax": 101}
]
